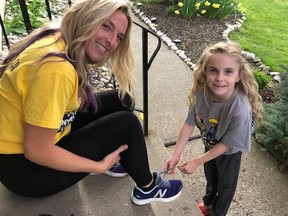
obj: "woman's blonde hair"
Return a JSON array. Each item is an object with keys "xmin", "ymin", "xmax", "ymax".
[
  {"xmin": 61, "ymin": 0, "xmax": 134, "ymax": 108},
  {"xmin": 188, "ymin": 41, "xmax": 263, "ymax": 124},
  {"xmin": 0, "ymin": 0, "xmax": 134, "ymax": 109}
]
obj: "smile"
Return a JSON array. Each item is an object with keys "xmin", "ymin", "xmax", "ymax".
[
  {"xmin": 213, "ymin": 83, "xmax": 226, "ymax": 88},
  {"xmin": 96, "ymin": 42, "xmax": 108, "ymax": 53}
]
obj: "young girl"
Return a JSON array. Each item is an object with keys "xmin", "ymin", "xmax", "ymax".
[
  {"xmin": 0, "ymin": 0, "xmax": 183, "ymax": 205},
  {"xmin": 165, "ymin": 41, "xmax": 263, "ymax": 215}
]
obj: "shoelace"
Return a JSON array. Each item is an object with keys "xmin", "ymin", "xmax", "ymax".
[
  {"xmin": 157, "ymin": 167, "xmax": 180, "ymax": 188},
  {"xmin": 157, "ymin": 175, "xmax": 171, "ymax": 188},
  {"xmin": 110, "ymin": 161, "xmax": 121, "ymax": 170},
  {"xmin": 159, "ymin": 166, "xmax": 179, "ymax": 179}
]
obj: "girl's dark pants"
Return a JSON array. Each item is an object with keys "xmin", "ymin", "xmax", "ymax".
[
  {"xmin": 0, "ymin": 90, "xmax": 152, "ymax": 197},
  {"xmin": 203, "ymin": 149, "xmax": 242, "ymax": 216}
]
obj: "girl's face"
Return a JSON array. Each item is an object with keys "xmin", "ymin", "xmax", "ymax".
[
  {"xmin": 206, "ymin": 53, "xmax": 241, "ymax": 103},
  {"xmin": 85, "ymin": 10, "xmax": 128, "ymax": 63}
]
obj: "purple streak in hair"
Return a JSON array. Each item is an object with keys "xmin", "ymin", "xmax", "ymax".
[
  {"xmin": 0, "ymin": 28, "xmax": 60, "ymax": 77},
  {"xmin": 41, "ymin": 53, "xmax": 98, "ymax": 112},
  {"xmin": 84, "ymin": 85, "xmax": 98, "ymax": 112},
  {"xmin": 0, "ymin": 26, "xmax": 99, "ymax": 112},
  {"xmin": 83, "ymin": 69, "xmax": 98, "ymax": 112}
]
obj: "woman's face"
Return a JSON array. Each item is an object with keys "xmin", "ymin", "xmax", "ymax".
[
  {"xmin": 85, "ymin": 10, "xmax": 128, "ymax": 63},
  {"xmin": 206, "ymin": 53, "xmax": 241, "ymax": 103}
]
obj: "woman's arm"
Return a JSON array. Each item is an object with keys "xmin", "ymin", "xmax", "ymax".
[
  {"xmin": 24, "ymin": 123, "xmax": 127, "ymax": 173},
  {"xmin": 178, "ymin": 142, "xmax": 229, "ymax": 174}
]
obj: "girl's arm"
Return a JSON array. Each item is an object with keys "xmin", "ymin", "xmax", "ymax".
[
  {"xmin": 24, "ymin": 123, "xmax": 127, "ymax": 173},
  {"xmin": 178, "ymin": 142, "xmax": 229, "ymax": 174},
  {"xmin": 165, "ymin": 122, "xmax": 195, "ymax": 173},
  {"xmin": 173, "ymin": 122, "xmax": 195, "ymax": 158}
]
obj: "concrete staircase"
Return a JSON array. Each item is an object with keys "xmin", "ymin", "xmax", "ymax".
[{"xmin": 0, "ymin": 6, "xmax": 202, "ymax": 216}]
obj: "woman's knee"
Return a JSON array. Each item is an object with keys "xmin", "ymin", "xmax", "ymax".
[{"xmin": 117, "ymin": 111, "xmax": 141, "ymax": 127}]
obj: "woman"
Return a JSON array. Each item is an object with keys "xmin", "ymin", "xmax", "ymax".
[{"xmin": 0, "ymin": 0, "xmax": 182, "ymax": 205}]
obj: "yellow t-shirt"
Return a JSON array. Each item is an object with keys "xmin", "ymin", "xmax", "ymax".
[{"xmin": 0, "ymin": 34, "xmax": 80, "ymax": 154}]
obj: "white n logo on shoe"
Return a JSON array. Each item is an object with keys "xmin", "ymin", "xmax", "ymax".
[{"xmin": 154, "ymin": 189, "xmax": 167, "ymax": 198}]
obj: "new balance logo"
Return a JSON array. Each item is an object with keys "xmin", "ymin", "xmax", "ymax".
[{"xmin": 154, "ymin": 189, "xmax": 167, "ymax": 198}]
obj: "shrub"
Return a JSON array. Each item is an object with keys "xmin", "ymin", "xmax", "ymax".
[
  {"xmin": 255, "ymin": 71, "xmax": 288, "ymax": 167},
  {"xmin": 4, "ymin": 0, "xmax": 51, "ymax": 35},
  {"xmin": 253, "ymin": 69, "xmax": 271, "ymax": 91}
]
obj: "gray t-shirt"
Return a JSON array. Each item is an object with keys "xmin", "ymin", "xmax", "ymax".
[{"xmin": 185, "ymin": 88, "xmax": 253, "ymax": 154}]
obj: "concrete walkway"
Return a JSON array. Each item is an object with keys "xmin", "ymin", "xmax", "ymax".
[{"xmin": 0, "ymin": 12, "xmax": 203, "ymax": 216}]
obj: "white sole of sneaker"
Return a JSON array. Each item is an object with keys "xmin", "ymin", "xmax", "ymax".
[
  {"xmin": 131, "ymin": 189, "xmax": 182, "ymax": 205},
  {"xmin": 104, "ymin": 171, "xmax": 128, "ymax": 178}
]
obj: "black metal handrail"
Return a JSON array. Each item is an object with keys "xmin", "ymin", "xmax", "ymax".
[
  {"xmin": 0, "ymin": 15, "xmax": 10, "ymax": 49},
  {"xmin": 1, "ymin": 0, "xmax": 162, "ymax": 136},
  {"xmin": 18, "ymin": 0, "xmax": 32, "ymax": 33},
  {"xmin": 132, "ymin": 21, "xmax": 161, "ymax": 136}
]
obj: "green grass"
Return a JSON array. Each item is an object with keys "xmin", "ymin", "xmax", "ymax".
[
  {"xmin": 230, "ymin": 0, "xmax": 288, "ymax": 72},
  {"xmin": 134, "ymin": 0, "xmax": 287, "ymax": 72}
]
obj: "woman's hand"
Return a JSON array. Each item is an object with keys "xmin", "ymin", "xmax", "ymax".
[
  {"xmin": 23, "ymin": 123, "xmax": 128, "ymax": 174},
  {"xmin": 99, "ymin": 144, "xmax": 128, "ymax": 172}
]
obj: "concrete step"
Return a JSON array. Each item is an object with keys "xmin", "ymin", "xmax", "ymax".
[
  {"xmin": 0, "ymin": 134, "xmax": 202, "ymax": 216},
  {"xmin": 0, "ymin": 7, "xmax": 202, "ymax": 216}
]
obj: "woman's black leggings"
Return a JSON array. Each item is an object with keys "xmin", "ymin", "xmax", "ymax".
[{"xmin": 0, "ymin": 90, "xmax": 152, "ymax": 197}]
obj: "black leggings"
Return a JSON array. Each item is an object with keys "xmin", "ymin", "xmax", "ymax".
[{"xmin": 0, "ymin": 90, "xmax": 152, "ymax": 197}]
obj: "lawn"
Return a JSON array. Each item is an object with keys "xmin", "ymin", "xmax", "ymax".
[{"xmin": 230, "ymin": 0, "xmax": 288, "ymax": 72}]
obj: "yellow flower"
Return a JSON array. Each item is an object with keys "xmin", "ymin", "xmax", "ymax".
[
  {"xmin": 195, "ymin": 2, "xmax": 201, "ymax": 10},
  {"xmin": 238, "ymin": 4, "xmax": 246, "ymax": 13},
  {"xmin": 178, "ymin": 2, "xmax": 184, "ymax": 7},
  {"xmin": 175, "ymin": 10, "xmax": 180, "ymax": 15},
  {"xmin": 239, "ymin": 7, "xmax": 246, "ymax": 13},
  {"xmin": 201, "ymin": 10, "xmax": 206, "ymax": 14},
  {"xmin": 205, "ymin": 1, "xmax": 211, "ymax": 7},
  {"xmin": 212, "ymin": 3, "xmax": 220, "ymax": 9}
]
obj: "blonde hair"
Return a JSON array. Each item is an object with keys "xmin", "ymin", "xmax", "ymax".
[
  {"xmin": 1, "ymin": 0, "xmax": 134, "ymax": 109},
  {"xmin": 188, "ymin": 41, "xmax": 263, "ymax": 124},
  {"xmin": 61, "ymin": 0, "xmax": 134, "ymax": 107}
]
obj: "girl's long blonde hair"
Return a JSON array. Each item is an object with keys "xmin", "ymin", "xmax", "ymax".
[
  {"xmin": 0, "ymin": 0, "xmax": 134, "ymax": 110},
  {"xmin": 188, "ymin": 41, "xmax": 263, "ymax": 124}
]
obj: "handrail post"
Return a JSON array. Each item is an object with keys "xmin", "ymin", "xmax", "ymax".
[
  {"xmin": 142, "ymin": 28, "xmax": 149, "ymax": 136},
  {"xmin": 18, "ymin": 0, "xmax": 32, "ymax": 33},
  {"xmin": 0, "ymin": 15, "xmax": 10, "ymax": 49},
  {"xmin": 45, "ymin": 0, "xmax": 52, "ymax": 20},
  {"xmin": 132, "ymin": 21, "xmax": 161, "ymax": 137}
]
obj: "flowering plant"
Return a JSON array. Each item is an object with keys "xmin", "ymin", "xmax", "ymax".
[
  {"xmin": 175, "ymin": 0, "xmax": 245, "ymax": 20},
  {"xmin": 174, "ymin": 0, "xmax": 199, "ymax": 19}
]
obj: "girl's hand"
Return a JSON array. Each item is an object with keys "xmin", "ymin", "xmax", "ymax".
[
  {"xmin": 164, "ymin": 155, "xmax": 181, "ymax": 174},
  {"xmin": 178, "ymin": 159, "xmax": 199, "ymax": 174}
]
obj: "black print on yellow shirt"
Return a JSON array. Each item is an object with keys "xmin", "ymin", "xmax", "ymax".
[
  {"xmin": 58, "ymin": 111, "xmax": 77, "ymax": 132},
  {"xmin": 10, "ymin": 58, "xmax": 20, "ymax": 72}
]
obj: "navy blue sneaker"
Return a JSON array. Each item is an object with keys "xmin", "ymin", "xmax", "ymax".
[
  {"xmin": 131, "ymin": 172, "xmax": 183, "ymax": 205},
  {"xmin": 105, "ymin": 161, "xmax": 128, "ymax": 177}
]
